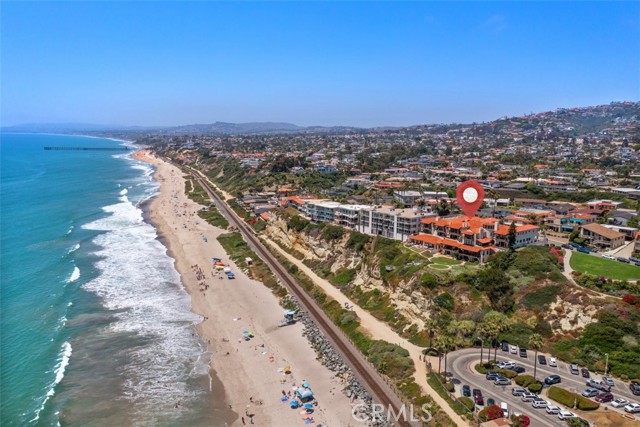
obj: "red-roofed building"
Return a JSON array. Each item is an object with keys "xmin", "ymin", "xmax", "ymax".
[{"xmin": 494, "ymin": 224, "xmax": 540, "ymax": 248}]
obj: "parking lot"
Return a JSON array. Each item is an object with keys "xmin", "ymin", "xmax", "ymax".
[{"xmin": 447, "ymin": 347, "xmax": 640, "ymax": 426}]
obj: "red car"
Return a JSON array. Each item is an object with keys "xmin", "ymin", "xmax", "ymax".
[{"xmin": 595, "ymin": 392, "xmax": 614, "ymax": 403}]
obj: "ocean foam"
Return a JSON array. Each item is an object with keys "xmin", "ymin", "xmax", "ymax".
[
  {"xmin": 66, "ymin": 243, "xmax": 80, "ymax": 255},
  {"xmin": 65, "ymin": 226, "xmax": 74, "ymax": 236},
  {"xmin": 82, "ymin": 195, "xmax": 206, "ymax": 419},
  {"xmin": 31, "ymin": 342, "xmax": 72, "ymax": 423},
  {"xmin": 66, "ymin": 266, "xmax": 80, "ymax": 283},
  {"xmin": 119, "ymin": 188, "xmax": 128, "ymax": 196}
]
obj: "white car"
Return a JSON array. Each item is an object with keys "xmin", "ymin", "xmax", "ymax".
[
  {"xmin": 548, "ymin": 357, "xmax": 557, "ymax": 367},
  {"xmin": 558, "ymin": 410, "xmax": 576, "ymax": 420},
  {"xmin": 546, "ymin": 405, "xmax": 561, "ymax": 414},
  {"xmin": 602, "ymin": 254, "xmax": 616, "ymax": 260},
  {"xmin": 625, "ymin": 403, "xmax": 640, "ymax": 414},
  {"xmin": 510, "ymin": 345, "xmax": 518, "ymax": 354},
  {"xmin": 611, "ymin": 398, "xmax": 628, "ymax": 408},
  {"xmin": 531, "ymin": 398, "xmax": 548, "ymax": 408},
  {"xmin": 497, "ymin": 361, "xmax": 516, "ymax": 369}
]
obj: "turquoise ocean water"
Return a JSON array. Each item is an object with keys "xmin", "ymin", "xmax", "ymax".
[{"xmin": 1, "ymin": 134, "xmax": 223, "ymax": 426}]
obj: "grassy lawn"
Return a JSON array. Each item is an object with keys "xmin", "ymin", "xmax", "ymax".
[
  {"xmin": 429, "ymin": 264, "xmax": 450, "ymax": 270},
  {"xmin": 570, "ymin": 251, "xmax": 640, "ymax": 281},
  {"xmin": 431, "ymin": 257, "xmax": 462, "ymax": 266}
]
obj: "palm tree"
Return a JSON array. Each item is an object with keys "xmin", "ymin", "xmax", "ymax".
[
  {"xmin": 484, "ymin": 311, "xmax": 512, "ymax": 362},
  {"xmin": 424, "ymin": 319, "xmax": 437, "ymax": 348},
  {"xmin": 529, "ymin": 333, "xmax": 544, "ymax": 382},
  {"xmin": 435, "ymin": 335, "xmax": 454, "ymax": 381}
]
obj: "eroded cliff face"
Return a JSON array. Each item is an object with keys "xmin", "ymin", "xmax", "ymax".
[{"xmin": 263, "ymin": 213, "xmax": 434, "ymax": 331}]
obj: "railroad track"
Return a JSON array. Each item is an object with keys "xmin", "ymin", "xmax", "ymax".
[{"xmin": 187, "ymin": 168, "xmax": 418, "ymax": 427}]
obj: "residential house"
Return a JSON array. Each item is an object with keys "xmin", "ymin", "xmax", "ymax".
[{"xmin": 579, "ymin": 223, "xmax": 625, "ymax": 249}]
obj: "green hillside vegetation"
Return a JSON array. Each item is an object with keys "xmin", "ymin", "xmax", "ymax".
[{"xmin": 552, "ymin": 308, "xmax": 640, "ymax": 380}]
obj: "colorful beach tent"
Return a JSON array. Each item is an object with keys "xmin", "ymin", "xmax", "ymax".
[{"xmin": 296, "ymin": 387, "xmax": 314, "ymax": 402}]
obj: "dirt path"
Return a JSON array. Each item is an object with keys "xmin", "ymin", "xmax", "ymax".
[{"xmin": 263, "ymin": 238, "xmax": 470, "ymax": 427}]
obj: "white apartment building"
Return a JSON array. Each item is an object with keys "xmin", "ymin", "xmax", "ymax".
[{"xmin": 359, "ymin": 206, "xmax": 423, "ymax": 241}]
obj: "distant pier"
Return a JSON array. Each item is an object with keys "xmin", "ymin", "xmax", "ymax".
[{"xmin": 44, "ymin": 146, "xmax": 130, "ymax": 151}]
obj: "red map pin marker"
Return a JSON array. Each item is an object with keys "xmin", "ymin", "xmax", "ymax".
[{"xmin": 456, "ymin": 180, "xmax": 485, "ymax": 218}]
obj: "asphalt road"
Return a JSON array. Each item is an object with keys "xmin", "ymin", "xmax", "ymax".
[{"xmin": 448, "ymin": 348, "xmax": 640, "ymax": 426}]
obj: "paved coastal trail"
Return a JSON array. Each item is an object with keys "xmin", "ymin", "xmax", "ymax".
[{"xmin": 263, "ymin": 238, "xmax": 469, "ymax": 427}]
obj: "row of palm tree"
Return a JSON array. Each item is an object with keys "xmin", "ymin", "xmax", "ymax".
[{"xmin": 429, "ymin": 311, "xmax": 546, "ymax": 382}]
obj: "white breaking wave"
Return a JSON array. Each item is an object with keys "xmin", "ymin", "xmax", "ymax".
[
  {"xmin": 31, "ymin": 342, "xmax": 72, "ymax": 423},
  {"xmin": 66, "ymin": 266, "xmax": 80, "ymax": 284},
  {"xmin": 66, "ymin": 243, "xmax": 80, "ymax": 255},
  {"xmin": 119, "ymin": 188, "xmax": 128, "ymax": 196},
  {"xmin": 82, "ymin": 195, "xmax": 206, "ymax": 419},
  {"xmin": 65, "ymin": 226, "xmax": 74, "ymax": 236}
]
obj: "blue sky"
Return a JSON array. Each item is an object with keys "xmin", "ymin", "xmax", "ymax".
[{"xmin": 1, "ymin": 1, "xmax": 638, "ymax": 127}]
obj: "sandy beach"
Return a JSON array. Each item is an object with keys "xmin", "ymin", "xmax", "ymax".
[{"xmin": 134, "ymin": 150, "xmax": 355, "ymax": 427}]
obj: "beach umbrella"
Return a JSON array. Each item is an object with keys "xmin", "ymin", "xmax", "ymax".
[
  {"xmin": 302, "ymin": 382, "xmax": 310, "ymax": 388},
  {"xmin": 304, "ymin": 403, "xmax": 314, "ymax": 409}
]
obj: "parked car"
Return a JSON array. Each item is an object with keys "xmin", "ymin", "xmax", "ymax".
[
  {"xmin": 500, "ymin": 402, "xmax": 509, "ymax": 418},
  {"xmin": 561, "ymin": 243, "xmax": 573, "ymax": 250},
  {"xmin": 519, "ymin": 347, "xmax": 528, "ymax": 358},
  {"xmin": 512, "ymin": 365, "xmax": 526, "ymax": 374},
  {"xmin": 617, "ymin": 257, "xmax": 630, "ymax": 263},
  {"xmin": 473, "ymin": 389, "xmax": 484, "ymax": 405},
  {"xmin": 501, "ymin": 341, "xmax": 509, "ymax": 352},
  {"xmin": 546, "ymin": 405, "xmax": 561, "ymax": 414},
  {"xmin": 602, "ymin": 254, "xmax": 616, "ymax": 260},
  {"xmin": 486, "ymin": 371, "xmax": 500, "ymax": 381},
  {"xmin": 511, "ymin": 387, "xmax": 526, "ymax": 396},
  {"xmin": 581, "ymin": 388, "xmax": 599, "ymax": 398},
  {"xmin": 581, "ymin": 367, "xmax": 590, "ymax": 378},
  {"xmin": 545, "ymin": 375, "xmax": 562, "ymax": 385},
  {"xmin": 487, "ymin": 398, "xmax": 496, "ymax": 406},
  {"xmin": 570, "ymin": 364, "xmax": 580, "ymax": 375},
  {"xmin": 558, "ymin": 410, "xmax": 577, "ymax": 420},
  {"xmin": 462, "ymin": 385, "xmax": 471, "ymax": 397},
  {"xmin": 532, "ymin": 397, "xmax": 548, "ymax": 408},
  {"xmin": 630, "ymin": 382, "xmax": 640, "ymax": 396},
  {"xmin": 495, "ymin": 377, "xmax": 512, "ymax": 386},
  {"xmin": 497, "ymin": 361, "xmax": 516, "ymax": 370},
  {"xmin": 595, "ymin": 392, "xmax": 614, "ymax": 403},
  {"xmin": 577, "ymin": 247, "xmax": 590, "ymax": 254},
  {"xmin": 603, "ymin": 376, "xmax": 614, "ymax": 387},
  {"xmin": 624, "ymin": 403, "xmax": 640, "ymax": 414},
  {"xmin": 538, "ymin": 355, "xmax": 547, "ymax": 365},
  {"xmin": 611, "ymin": 398, "xmax": 629, "ymax": 408},
  {"xmin": 549, "ymin": 357, "xmax": 558, "ymax": 367},
  {"xmin": 521, "ymin": 392, "xmax": 537, "ymax": 402},
  {"xmin": 587, "ymin": 379, "xmax": 611, "ymax": 392},
  {"xmin": 629, "ymin": 256, "xmax": 640, "ymax": 263},
  {"xmin": 510, "ymin": 345, "xmax": 518, "ymax": 354}
]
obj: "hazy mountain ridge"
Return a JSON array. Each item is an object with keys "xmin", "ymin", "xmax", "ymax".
[{"xmin": 3, "ymin": 101, "xmax": 637, "ymax": 136}]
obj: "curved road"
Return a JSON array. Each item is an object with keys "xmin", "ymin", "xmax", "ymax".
[
  {"xmin": 185, "ymin": 165, "xmax": 419, "ymax": 427},
  {"xmin": 449, "ymin": 348, "xmax": 639, "ymax": 426}
]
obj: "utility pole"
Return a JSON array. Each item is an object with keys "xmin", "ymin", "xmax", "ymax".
[{"xmin": 604, "ymin": 353, "xmax": 609, "ymax": 376}]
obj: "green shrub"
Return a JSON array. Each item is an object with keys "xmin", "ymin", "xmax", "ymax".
[
  {"xmin": 521, "ymin": 286, "xmax": 561, "ymax": 309},
  {"xmin": 528, "ymin": 382, "xmax": 543, "ymax": 393},
  {"xmin": 288, "ymin": 215, "xmax": 310, "ymax": 232},
  {"xmin": 434, "ymin": 292, "xmax": 455, "ymax": 311},
  {"xmin": 444, "ymin": 382, "xmax": 455, "ymax": 392},
  {"xmin": 547, "ymin": 386, "xmax": 576, "ymax": 408},
  {"xmin": 346, "ymin": 231, "xmax": 370, "ymax": 251},
  {"xmin": 321, "ymin": 225, "xmax": 344, "ymax": 241},
  {"xmin": 576, "ymin": 396, "xmax": 600, "ymax": 411},
  {"xmin": 514, "ymin": 375, "xmax": 534, "ymax": 387},
  {"xmin": 475, "ymin": 363, "xmax": 494, "ymax": 374},
  {"xmin": 331, "ymin": 268, "xmax": 356, "ymax": 286},
  {"xmin": 496, "ymin": 369, "xmax": 518, "ymax": 379},
  {"xmin": 458, "ymin": 397, "xmax": 475, "ymax": 412},
  {"xmin": 419, "ymin": 273, "xmax": 439, "ymax": 289}
]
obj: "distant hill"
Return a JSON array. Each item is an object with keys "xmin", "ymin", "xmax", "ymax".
[{"xmin": 3, "ymin": 101, "xmax": 637, "ymax": 136}]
